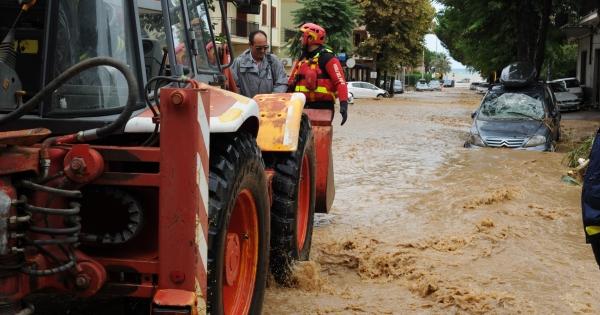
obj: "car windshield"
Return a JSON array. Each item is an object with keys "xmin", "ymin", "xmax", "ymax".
[{"xmin": 478, "ymin": 91, "xmax": 545, "ymax": 120}]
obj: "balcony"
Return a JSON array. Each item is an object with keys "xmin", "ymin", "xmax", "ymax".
[
  {"xmin": 229, "ymin": 18, "xmax": 259, "ymax": 38},
  {"xmin": 210, "ymin": 18, "xmax": 259, "ymax": 38}
]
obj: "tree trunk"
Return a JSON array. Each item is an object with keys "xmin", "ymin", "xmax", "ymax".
[
  {"xmin": 517, "ymin": 0, "xmax": 533, "ymax": 63},
  {"xmin": 534, "ymin": 0, "xmax": 552, "ymax": 79}
]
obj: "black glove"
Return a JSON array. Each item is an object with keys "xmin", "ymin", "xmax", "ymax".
[{"xmin": 340, "ymin": 101, "xmax": 348, "ymax": 126}]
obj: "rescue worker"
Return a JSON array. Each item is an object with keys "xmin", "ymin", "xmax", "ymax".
[
  {"xmin": 288, "ymin": 23, "xmax": 348, "ymax": 125},
  {"xmin": 231, "ymin": 30, "xmax": 288, "ymax": 98}
]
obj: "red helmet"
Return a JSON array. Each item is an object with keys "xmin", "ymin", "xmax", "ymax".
[{"xmin": 300, "ymin": 23, "xmax": 326, "ymax": 46}]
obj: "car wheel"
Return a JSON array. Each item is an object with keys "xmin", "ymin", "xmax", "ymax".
[{"xmin": 376, "ymin": 94, "xmax": 384, "ymax": 99}]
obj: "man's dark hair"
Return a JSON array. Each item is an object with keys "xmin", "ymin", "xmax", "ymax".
[{"xmin": 249, "ymin": 30, "xmax": 268, "ymax": 44}]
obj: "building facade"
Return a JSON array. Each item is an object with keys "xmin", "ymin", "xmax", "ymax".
[
  {"xmin": 210, "ymin": 1, "xmax": 282, "ymax": 57},
  {"xmin": 567, "ymin": 6, "xmax": 599, "ymax": 107}
]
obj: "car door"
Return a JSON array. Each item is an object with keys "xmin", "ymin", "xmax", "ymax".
[
  {"xmin": 350, "ymin": 82, "xmax": 364, "ymax": 98},
  {"xmin": 357, "ymin": 82, "xmax": 371, "ymax": 97},
  {"xmin": 364, "ymin": 83, "xmax": 379, "ymax": 97}
]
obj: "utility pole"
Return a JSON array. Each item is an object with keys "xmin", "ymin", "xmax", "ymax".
[
  {"xmin": 422, "ymin": 48, "xmax": 425, "ymax": 79},
  {"xmin": 269, "ymin": 0, "xmax": 273, "ymax": 51}
]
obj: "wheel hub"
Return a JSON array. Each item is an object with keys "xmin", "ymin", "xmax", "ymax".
[{"xmin": 225, "ymin": 233, "xmax": 241, "ymax": 286}]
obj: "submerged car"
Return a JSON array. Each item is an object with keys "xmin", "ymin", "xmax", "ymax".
[
  {"xmin": 443, "ymin": 79, "xmax": 455, "ymax": 87},
  {"xmin": 465, "ymin": 83, "xmax": 561, "ymax": 151},
  {"xmin": 416, "ymin": 79, "xmax": 430, "ymax": 91},
  {"xmin": 549, "ymin": 82, "xmax": 580, "ymax": 111}
]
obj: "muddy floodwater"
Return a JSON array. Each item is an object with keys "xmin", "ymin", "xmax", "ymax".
[{"xmin": 263, "ymin": 86, "xmax": 600, "ymax": 314}]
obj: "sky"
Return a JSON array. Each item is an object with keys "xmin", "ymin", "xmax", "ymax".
[{"xmin": 427, "ymin": 1, "xmax": 466, "ymax": 70}]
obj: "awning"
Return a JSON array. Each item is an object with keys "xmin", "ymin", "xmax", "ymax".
[
  {"xmin": 580, "ymin": 11, "xmax": 599, "ymax": 27},
  {"xmin": 562, "ymin": 25, "xmax": 593, "ymax": 40}
]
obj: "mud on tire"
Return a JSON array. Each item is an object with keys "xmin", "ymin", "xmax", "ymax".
[
  {"xmin": 207, "ymin": 132, "xmax": 270, "ymax": 315},
  {"xmin": 264, "ymin": 114, "xmax": 316, "ymax": 284}
]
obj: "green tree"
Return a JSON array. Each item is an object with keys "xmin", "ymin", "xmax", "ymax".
[
  {"xmin": 424, "ymin": 49, "xmax": 451, "ymax": 76},
  {"xmin": 288, "ymin": 0, "xmax": 362, "ymax": 58},
  {"xmin": 435, "ymin": 0, "xmax": 583, "ymax": 81},
  {"xmin": 356, "ymin": 0, "xmax": 434, "ymax": 84}
]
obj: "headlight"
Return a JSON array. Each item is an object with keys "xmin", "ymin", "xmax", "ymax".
[
  {"xmin": 469, "ymin": 133, "xmax": 485, "ymax": 146},
  {"xmin": 525, "ymin": 135, "xmax": 546, "ymax": 147}
]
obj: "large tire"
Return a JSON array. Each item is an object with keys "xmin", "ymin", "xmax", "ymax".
[
  {"xmin": 264, "ymin": 115, "xmax": 316, "ymax": 283},
  {"xmin": 207, "ymin": 132, "xmax": 270, "ymax": 315}
]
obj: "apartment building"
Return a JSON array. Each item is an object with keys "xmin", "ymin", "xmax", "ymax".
[{"xmin": 210, "ymin": 1, "xmax": 283, "ymax": 58}]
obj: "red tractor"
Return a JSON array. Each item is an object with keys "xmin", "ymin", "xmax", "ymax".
[{"xmin": 0, "ymin": 0, "xmax": 336, "ymax": 314}]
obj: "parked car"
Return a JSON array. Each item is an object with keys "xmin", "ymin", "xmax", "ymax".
[
  {"xmin": 549, "ymin": 82, "xmax": 580, "ymax": 111},
  {"xmin": 416, "ymin": 79, "xmax": 431, "ymax": 91},
  {"xmin": 551, "ymin": 77, "xmax": 583, "ymax": 102},
  {"xmin": 393, "ymin": 80, "xmax": 404, "ymax": 93},
  {"xmin": 469, "ymin": 82, "xmax": 481, "ymax": 90},
  {"xmin": 379, "ymin": 80, "xmax": 404, "ymax": 94},
  {"xmin": 465, "ymin": 83, "xmax": 561, "ymax": 151},
  {"xmin": 443, "ymin": 79, "xmax": 455, "ymax": 87},
  {"xmin": 429, "ymin": 80, "xmax": 442, "ymax": 91},
  {"xmin": 476, "ymin": 83, "xmax": 491, "ymax": 94},
  {"xmin": 347, "ymin": 81, "xmax": 388, "ymax": 99},
  {"xmin": 347, "ymin": 90, "xmax": 354, "ymax": 104}
]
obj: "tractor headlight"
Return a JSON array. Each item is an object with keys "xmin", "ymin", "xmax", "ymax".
[{"xmin": 525, "ymin": 135, "xmax": 546, "ymax": 147}]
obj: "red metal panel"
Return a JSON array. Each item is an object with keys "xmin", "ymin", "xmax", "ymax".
[
  {"xmin": 94, "ymin": 173, "xmax": 161, "ymax": 187},
  {"xmin": 157, "ymin": 88, "xmax": 208, "ymax": 306},
  {"xmin": 95, "ymin": 257, "xmax": 159, "ymax": 274},
  {"xmin": 303, "ymin": 109, "xmax": 333, "ymax": 126},
  {"xmin": 0, "ymin": 147, "xmax": 39, "ymax": 176},
  {"xmin": 312, "ymin": 125, "xmax": 335, "ymax": 213},
  {"xmin": 93, "ymin": 146, "xmax": 161, "ymax": 162},
  {"xmin": 303, "ymin": 108, "xmax": 335, "ymax": 213}
]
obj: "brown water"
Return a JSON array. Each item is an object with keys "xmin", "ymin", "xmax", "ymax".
[{"xmin": 263, "ymin": 87, "xmax": 600, "ymax": 314}]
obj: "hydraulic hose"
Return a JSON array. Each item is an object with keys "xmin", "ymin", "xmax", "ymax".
[{"xmin": 0, "ymin": 57, "xmax": 139, "ymax": 141}]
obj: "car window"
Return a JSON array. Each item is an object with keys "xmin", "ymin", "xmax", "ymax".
[
  {"xmin": 479, "ymin": 91, "xmax": 545, "ymax": 120},
  {"xmin": 565, "ymin": 79, "xmax": 580, "ymax": 88},
  {"xmin": 365, "ymin": 83, "xmax": 377, "ymax": 89}
]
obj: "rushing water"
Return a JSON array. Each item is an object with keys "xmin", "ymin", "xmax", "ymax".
[{"xmin": 263, "ymin": 87, "xmax": 600, "ymax": 314}]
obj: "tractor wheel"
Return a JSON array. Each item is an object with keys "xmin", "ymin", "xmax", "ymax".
[
  {"xmin": 264, "ymin": 114, "xmax": 316, "ymax": 283},
  {"xmin": 207, "ymin": 132, "xmax": 270, "ymax": 315}
]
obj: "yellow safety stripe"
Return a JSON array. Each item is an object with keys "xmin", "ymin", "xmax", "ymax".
[
  {"xmin": 295, "ymin": 86, "xmax": 330, "ymax": 94},
  {"xmin": 586, "ymin": 226, "xmax": 600, "ymax": 236}
]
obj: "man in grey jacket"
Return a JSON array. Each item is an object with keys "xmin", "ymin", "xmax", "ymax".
[{"xmin": 231, "ymin": 30, "xmax": 288, "ymax": 98}]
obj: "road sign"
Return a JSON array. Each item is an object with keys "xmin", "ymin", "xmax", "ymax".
[{"xmin": 346, "ymin": 58, "xmax": 356, "ymax": 68}]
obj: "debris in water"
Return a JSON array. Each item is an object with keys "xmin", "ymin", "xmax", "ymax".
[
  {"xmin": 560, "ymin": 175, "xmax": 580, "ymax": 186},
  {"xmin": 314, "ymin": 213, "xmax": 336, "ymax": 227}
]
